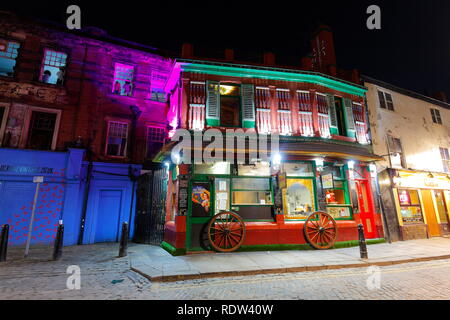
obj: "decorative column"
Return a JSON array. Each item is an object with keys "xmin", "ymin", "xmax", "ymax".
[
  {"xmin": 180, "ymin": 78, "xmax": 190, "ymax": 129},
  {"xmin": 310, "ymin": 89, "xmax": 320, "ymax": 137},
  {"xmin": 269, "ymin": 86, "xmax": 278, "ymax": 133},
  {"xmin": 291, "ymin": 89, "xmax": 299, "ymax": 135}
]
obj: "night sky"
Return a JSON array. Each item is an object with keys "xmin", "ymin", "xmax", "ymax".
[{"xmin": 2, "ymin": 0, "xmax": 450, "ymax": 99}]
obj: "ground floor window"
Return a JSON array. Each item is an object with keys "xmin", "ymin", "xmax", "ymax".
[
  {"xmin": 284, "ymin": 178, "xmax": 315, "ymax": 219},
  {"xmin": 398, "ymin": 189, "xmax": 424, "ymax": 223},
  {"xmin": 232, "ymin": 177, "xmax": 272, "ymax": 205}
]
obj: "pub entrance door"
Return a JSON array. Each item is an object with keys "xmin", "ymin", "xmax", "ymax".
[{"xmin": 355, "ymin": 179, "xmax": 377, "ymax": 239}]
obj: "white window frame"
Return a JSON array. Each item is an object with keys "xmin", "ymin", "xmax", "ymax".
[
  {"xmin": 146, "ymin": 125, "xmax": 166, "ymax": 158},
  {"xmin": 39, "ymin": 48, "xmax": 68, "ymax": 85},
  {"xmin": 0, "ymin": 102, "xmax": 10, "ymax": 147},
  {"xmin": 430, "ymin": 108, "xmax": 442, "ymax": 125},
  {"xmin": 20, "ymin": 106, "xmax": 62, "ymax": 151},
  {"xmin": 377, "ymin": 90, "xmax": 394, "ymax": 111},
  {"xmin": 105, "ymin": 120, "xmax": 129, "ymax": 158}
]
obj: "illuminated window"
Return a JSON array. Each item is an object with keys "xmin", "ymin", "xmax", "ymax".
[
  {"xmin": 40, "ymin": 49, "xmax": 68, "ymax": 85},
  {"xmin": 398, "ymin": 189, "xmax": 424, "ymax": 223},
  {"xmin": 431, "ymin": 108, "xmax": 442, "ymax": 125},
  {"xmin": 284, "ymin": 162, "xmax": 314, "ymax": 177},
  {"xmin": 237, "ymin": 162, "xmax": 270, "ymax": 176},
  {"xmin": 0, "ymin": 39, "xmax": 20, "ymax": 77},
  {"xmin": 219, "ymin": 84, "xmax": 240, "ymax": 127},
  {"xmin": 284, "ymin": 179, "xmax": 315, "ymax": 220},
  {"xmin": 440, "ymin": 147, "xmax": 450, "ymax": 173},
  {"xmin": 106, "ymin": 121, "xmax": 128, "ymax": 157},
  {"xmin": 378, "ymin": 91, "xmax": 394, "ymax": 111},
  {"xmin": 112, "ymin": 63, "xmax": 134, "ymax": 96},
  {"xmin": 194, "ymin": 162, "xmax": 230, "ymax": 175},
  {"xmin": 232, "ymin": 178, "xmax": 272, "ymax": 205}
]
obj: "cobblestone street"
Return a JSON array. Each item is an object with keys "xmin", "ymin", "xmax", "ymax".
[{"xmin": 1, "ymin": 243, "xmax": 450, "ymax": 300}]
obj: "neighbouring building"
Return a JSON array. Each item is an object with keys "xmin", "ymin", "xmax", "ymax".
[
  {"xmin": 364, "ymin": 76, "xmax": 450, "ymax": 241},
  {"xmin": 157, "ymin": 26, "xmax": 385, "ymax": 255},
  {"xmin": 0, "ymin": 12, "xmax": 174, "ymax": 246}
]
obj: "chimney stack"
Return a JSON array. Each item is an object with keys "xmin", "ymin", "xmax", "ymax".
[
  {"xmin": 433, "ymin": 91, "xmax": 448, "ymax": 103},
  {"xmin": 263, "ymin": 52, "xmax": 276, "ymax": 66},
  {"xmin": 310, "ymin": 25, "xmax": 336, "ymax": 74},
  {"xmin": 224, "ymin": 48, "xmax": 234, "ymax": 61},
  {"xmin": 181, "ymin": 43, "xmax": 194, "ymax": 59}
]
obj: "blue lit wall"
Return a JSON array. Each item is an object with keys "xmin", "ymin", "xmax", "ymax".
[{"xmin": 0, "ymin": 148, "xmax": 141, "ymax": 246}]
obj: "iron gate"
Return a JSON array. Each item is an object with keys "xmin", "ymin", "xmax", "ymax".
[{"xmin": 133, "ymin": 166, "xmax": 167, "ymax": 245}]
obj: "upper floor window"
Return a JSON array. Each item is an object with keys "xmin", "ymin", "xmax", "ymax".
[
  {"xmin": 378, "ymin": 90, "xmax": 394, "ymax": 111},
  {"xmin": 430, "ymin": 108, "xmax": 442, "ymax": 124},
  {"xmin": 387, "ymin": 135, "xmax": 406, "ymax": 169},
  {"xmin": 106, "ymin": 121, "xmax": 128, "ymax": 157},
  {"xmin": 219, "ymin": 83, "xmax": 241, "ymax": 127},
  {"xmin": 440, "ymin": 147, "xmax": 450, "ymax": 173},
  {"xmin": 146, "ymin": 126, "xmax": 166, "ymax": 159},
  {"xmin": 0, "ymin": 104, "xmax": 9, "ymax": 146},
  {"xmin": 255, "ymin": 87, "xmax": 270, "ymax": 109},
  {"xmin": 206, "ymin": 81, "xmax": 255, "ymax": 128},
  {"xmin": 40, "ymin": 49, "xmax": 67, "ymax": 85},
  {"xmin": 0, "ymin": 40, "xmax": 20, "ymax": 77},
  {"xmin": 276, "ymin": 89, "xmax": 291, "ymax": 110},
  {"xmin": 26, "ymin": 110, "xmax": 58, "ymax": 150},
  {"xmin": 112, "ymin": 63, "xmax": 134, "ymax": 97}
]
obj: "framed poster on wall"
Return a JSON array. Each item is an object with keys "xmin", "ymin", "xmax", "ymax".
[{"xmin": 321, "ymin": 173, "xmax": 334, "ymax": 189}]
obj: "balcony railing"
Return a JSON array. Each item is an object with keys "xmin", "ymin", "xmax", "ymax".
[
  {"xmin": 318, "ymin": 113, "xmax": 331, "ymax": 138},
  {"xmin": 298, "ymin": 111, "xmax": 314, "ymax": 137},
  {"xmin": 257, "ymin": 108, "xmax": 271, "ymax": 134},
  {"xmin": 355, "ymin": 121, "xmax": 368, "ymax": 144},
  {"xmin": 188, "ymin": 104, "xmax": 205, "ymax": 131},
  {"xmin": 278, "ymin": 110, "xmax": 292, "ymax": 136}
]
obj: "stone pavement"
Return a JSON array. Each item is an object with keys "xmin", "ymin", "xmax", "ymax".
[
  {"xmin": 129, "ymin": 238, "xmax": 450, "ymax": 281},
  {"xmin": 1, "ymin": 238, "xmax": 450, "ymax": 299}
]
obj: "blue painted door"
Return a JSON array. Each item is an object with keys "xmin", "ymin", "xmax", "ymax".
[{"xmin": 94, "ymin": 190, "xmax": 122, "ymax": 242}]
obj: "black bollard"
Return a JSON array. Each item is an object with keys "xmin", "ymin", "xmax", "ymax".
[
  {"xmin": 358, "ymin": 223, "xmax": 368, "ymax": 259},
  {"xmin": 0, "ymin": 224, "xmax": 9, "ymax": 262},
  {"xmin": 119, "ymin": 222, "xmax": 128, "ymax": 258},
  {"xmin": 52, "ymin": 222, "xmax": 64, "ymax": 261}
]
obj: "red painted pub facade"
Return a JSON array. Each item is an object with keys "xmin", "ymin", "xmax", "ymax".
[{"xmin": 159, "ymin": 27, "xmax": 385, "ymax": 254}]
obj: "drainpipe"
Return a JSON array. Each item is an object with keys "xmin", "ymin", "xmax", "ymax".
[
  {"xmin": 129, "ymin": 105, "xmax": 142, "ymax": 162},
  {"xmin": 128, "ymin": 165, "xmax": 138, "ymax": 236},
  {"xmin": 77, "ymin": 148, "xmax": 93, "ymax": 245}
]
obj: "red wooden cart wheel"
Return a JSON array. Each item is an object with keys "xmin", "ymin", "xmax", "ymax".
[
  {"xmin": 304, "ymin": 211, "xmax": 337, "ymax": 250},
  {"xmin": 207, "ymin": 211, "xmax": 246, "ymax": 253}
]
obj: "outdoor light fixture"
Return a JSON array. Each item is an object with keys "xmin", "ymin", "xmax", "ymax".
[
  {"xmin": 347, "ymin": 160, "xmax": 355, "ymax": 170},
  {"xmin": 315, "ymin": 158, "xmax": 324, "ymax": 167},
  {"xmin": 272, "ymin": 153, "xmax": 282, "ymax": 166},
  {"xmin": 369, "ymin": 163, "xmax": 377, "ymax": 178},
  {"xmin": 172, "ymin": 152, "xmax": 181, "ymax": 165}
]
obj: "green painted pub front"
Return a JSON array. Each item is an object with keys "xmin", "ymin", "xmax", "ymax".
[{"xmin": 160, "ymin": 56, "xmax": 385, "ymax": 255}]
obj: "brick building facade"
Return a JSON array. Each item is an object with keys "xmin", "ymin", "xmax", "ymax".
[{"xmin": 0, "ymin": 12, "xmax": 174, "ymax": 246}]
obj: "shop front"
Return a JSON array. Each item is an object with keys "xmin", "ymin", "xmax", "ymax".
[
  {"xmin": 162, "ymin": 150, "xmax": 383, "ymax": 254},
  {"xmin": 388, "ymin": 169, "xmax": 450, "ymax": 240}
]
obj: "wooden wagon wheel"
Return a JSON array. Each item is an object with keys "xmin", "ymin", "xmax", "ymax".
[
  {"xmin": 207, "ymin": 211, "xmax": 246, "ymax": 253},
  {"xmin": 304, "ymin": 211, "xmax": 337, "ymax": 250}
]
